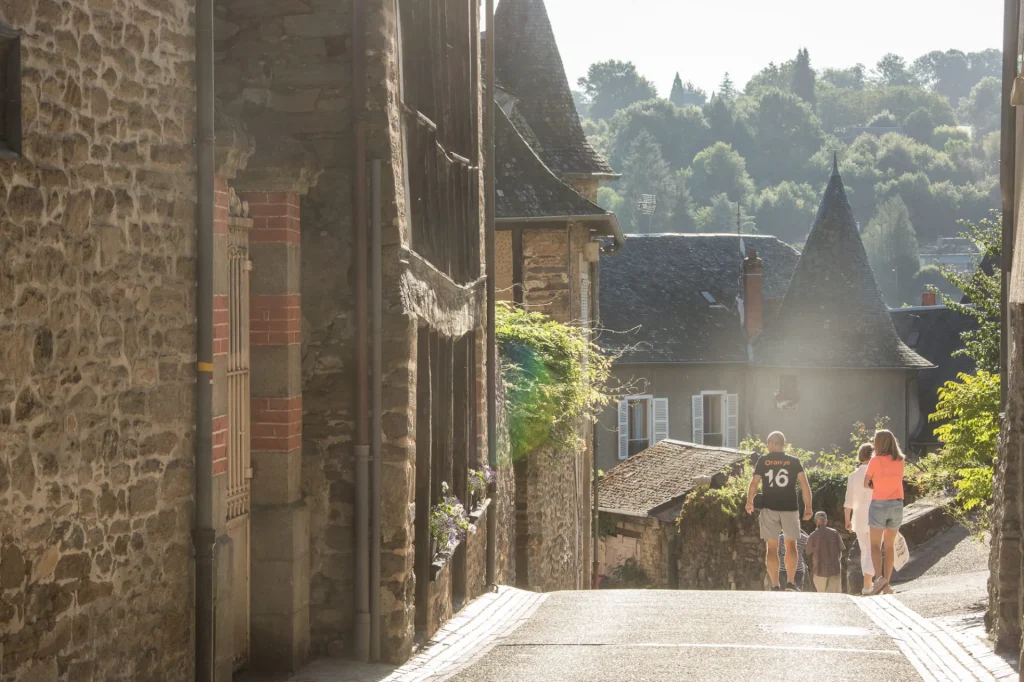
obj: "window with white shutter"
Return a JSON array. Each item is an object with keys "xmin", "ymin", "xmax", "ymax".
[
  {"xmin": 726, "ymin": 393, "xmax": 739, "ymax": 448},
  {"xmin": 653, "ymin": 398, "xmax": 669, "ymax": 443},
  {"xmin": 619, "ymin": 395, "xmax": 653, "ymax": 458},
  {"xmin": 691, "ymin": 395, "xmax": 703, "ymax": 444},
  {"xmin": 617, "ymin": 400, "xmax": 629, "ymax": 460}
]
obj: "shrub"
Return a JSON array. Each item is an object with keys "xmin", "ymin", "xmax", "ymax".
[{"xmin": 429, "ymin": 482, "xmax": 470, "ymax": 559}]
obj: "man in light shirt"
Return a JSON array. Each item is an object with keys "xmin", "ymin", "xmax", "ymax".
[{"xmin": 845, "ymin": 443, "xmax": 877, "ymax": 594}]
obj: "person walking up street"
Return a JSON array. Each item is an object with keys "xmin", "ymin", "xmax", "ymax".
[
  {"xmin": 844, "ymin": 443, "xmax": 877, "ymax": 595},
  {"xmin": 777, "ymin": 529, "xmax": 808, "ymax": 590},
  {"xmin": 864, "ymin": 430, "xmax": 906, "ymax": 596},
  {"xmin": 746, "ymin": 431, "xmax": 813, "ymax": 591},
  {"xmin": 805, "ymin": 512, "xmax": 845, "ymax": 593}
]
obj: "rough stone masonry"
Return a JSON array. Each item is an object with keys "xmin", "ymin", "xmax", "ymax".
[{"xmin": 0, "ymin": 0, "xmax": 198, "ymax": 679}]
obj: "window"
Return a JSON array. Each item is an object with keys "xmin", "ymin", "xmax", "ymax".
[
  {"xmin": 617, "ymin": 396, "xmax": 669, "ymax": 460},
  {"xmin": 700, "ymin": 291, "xmax": 717, "ymax": 304},
  {"xmin": 776, "ymin": 375, "xmax": 799, "ymax": 409},
  {"xmin": 0, "ymin": 24, "xmax": 21, "ymax": 157},
  {"xmin": 692, "ymin": 392, "xmax": 739, "ymax": 448}
]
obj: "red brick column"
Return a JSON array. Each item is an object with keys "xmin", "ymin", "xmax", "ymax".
[{"xmin": 241, "ymin": 190, "xmax": 310, "ymax": 670}]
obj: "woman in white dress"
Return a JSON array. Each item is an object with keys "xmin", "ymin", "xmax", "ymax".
[{"xmin": 844, "ymin": 443, "xmax": 876, "ymax": 594}]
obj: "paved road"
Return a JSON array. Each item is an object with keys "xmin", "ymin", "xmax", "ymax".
[
  {"xmin": 891, "ymin": 524, "xmax": 989, "ymax": 620},
  {"xmin": 449, "ymin": 591, "xmax": 920, "ymax": 682}
]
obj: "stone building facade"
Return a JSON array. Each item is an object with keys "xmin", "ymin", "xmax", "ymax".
[
  {"xmin": 491, "ymin": 0, "xmax": 623, "ymax": 592},
  {"xmin": 0, "ymin": 0, "xmax": 199, "ymax": 679}
]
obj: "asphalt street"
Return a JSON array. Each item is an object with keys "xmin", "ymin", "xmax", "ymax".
[{"xmin": 447, "ymin": 590, "xmax": 921, "ymax": 682}]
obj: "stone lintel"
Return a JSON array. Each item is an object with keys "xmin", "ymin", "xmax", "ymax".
[{"xmin": 234, "ymin": 138, "xmax": 323, "ymax": 196}]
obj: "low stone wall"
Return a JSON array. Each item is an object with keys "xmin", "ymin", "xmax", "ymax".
[{"xmin": 598, "ymin": 515, "xmax": 671, "ymax": 588}]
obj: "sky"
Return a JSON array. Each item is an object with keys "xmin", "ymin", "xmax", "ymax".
[{"xmin": 500, "ymin": 0, "xmax": 1005, "ymax": 96}]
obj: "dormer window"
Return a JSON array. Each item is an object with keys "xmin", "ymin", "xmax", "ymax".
[{"xmin": 701, "ymin": 291, "xmax": 716, "ymax": 304}]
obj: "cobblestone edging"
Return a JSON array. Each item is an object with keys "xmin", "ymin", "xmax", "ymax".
[
  {"xmin": 857, "ymin": 595, "xmax": 1017, "ymax": 682},
  {"xmin": 279, "ymin": 587, "xmax": 547, "ymax": 682}
]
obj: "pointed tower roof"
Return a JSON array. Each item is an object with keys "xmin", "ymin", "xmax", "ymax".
[
  {"xmin": 754, "ymin": 162, "xmax": 932, "ymax": 370},
  {"xmin": 493, "ymin": 0, "xmax": 614, "ymax": 177}
]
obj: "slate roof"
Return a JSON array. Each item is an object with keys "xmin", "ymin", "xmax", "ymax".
[
  {"xmin": 495, "ymin": 107, "xmax": 610, "ymax": 221},
  {"xmin": 493, "ymin": 0, "xmax": 614, "ymax": 177},
  {"xmin": 753, "ymin": 162, "xmax": 932, "ymax": 370},
  {"xmin": 890, "ymin": 306, "xmax": 979, "ymax": 443},
  {"xmin": 598, "ymin": 440, "xmax": 748, "ymax": 519},
  {"xmin": 598, "ymin": 234, "xmax": 801, "ymax": 364}
]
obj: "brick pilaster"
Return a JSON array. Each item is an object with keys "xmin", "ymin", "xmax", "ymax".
[{"xmin": 212, "ymin": 177, "xmax": 231, "ymax": 478}]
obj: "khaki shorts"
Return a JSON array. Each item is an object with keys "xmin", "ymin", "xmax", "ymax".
[{"xmin": 759, "ymin": 509, "xmax": 801, "ymax": 541}]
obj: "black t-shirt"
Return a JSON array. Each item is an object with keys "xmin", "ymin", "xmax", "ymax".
[{"xmin": 754, "ymin": 452, "xmax": 804, "ymax": 512}]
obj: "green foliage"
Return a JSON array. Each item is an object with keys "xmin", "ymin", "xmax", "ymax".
[
  {"xmin": 929, "ymin": 371, "xmax": 1000, "ymax": 516},
  {"xmin": 688, "ymin": 142, "xmax": 755, "ymax": 205},
  {"xmin": 902, "ymin": 108, "xmax": 936, "ymax": 145},
  {"xmin": 718, "ymin": 73, "xmax": 737, "ymax": 101},
  {"xmin": 753, "ymin": 181, "xmax": 817, "ymax": 243},
  {"xmin": 742, "ymin": 88, "xmax": 824, "ymax": 185},
  {"xmin": 577, "ymin": 60, "xmax": 658, "ymax": 121},
  {"xmin": 863, "ymin": 196, "xmax": 920, "ymax": 306},
  {"xmin": 936, "ymin": 214, "xmax": 1001, "ymax": 371},
  {"xmin": 618, "ymin": 131, "xmax": 679, "ymax": 233},
  {"xmin": 792, "ymin": 48, "xmax": 816, "ymax": 104},
  {"xmin": 607, "ymin": 99, "xmax": 713, "ymax": 172},
  {"xmin": 670, "ymin": 74, "xmax": 707, "ymax": 108},
  {"xmin": 959, "ymin": 76, "xmax": 1002, "ymax": 138},
  {"xmin": 822, "ymin": 64, "xmax": 867, "ymax": 91},
  {"xmin": 868, "ymin": 110, "xmax": 900, "ymax": 128},
  {"xmin": 874, "ymin": 53, "xmax": 918, "ymax": 87},
  {"xmin": 694, "ymin": 194, "xmax": 753, "ymax": 234},
  {"xmin": 914, "ymin": 265, "xmax": 962, "ymax": 300},
  {"xmin": 496, "ymin": 304, "xmax": 615, "ymax": 462}
]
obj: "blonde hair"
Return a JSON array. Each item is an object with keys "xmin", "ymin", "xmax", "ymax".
[
  {"xmin": 873, "ymin": 429, "xmax": 904, "ymax": 461},
  {"xmin": 767, "ymin": 431, "xmax": 786, "ymax": 448},
  {"xmin": 857, "ymin": 443, "xmax": 874, "ymax": 463}
]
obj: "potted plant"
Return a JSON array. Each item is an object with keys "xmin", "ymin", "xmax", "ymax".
[
  {"xmin": 429, "ymin": 482, "xmax": 470, "ymax": 561},
  {"xmin": 467, "ymin": 466, "xmax": 496, "ymax": 511}
]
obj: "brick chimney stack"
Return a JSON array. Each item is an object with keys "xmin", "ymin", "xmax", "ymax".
[
  {"xmin": 921, "ymin": 291, "xmax": 937, "ymax": 307},
  {"xmin": 743, "ymin": 247, "xmax": 764, "ymax": 338}
]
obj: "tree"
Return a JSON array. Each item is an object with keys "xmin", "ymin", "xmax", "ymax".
[
  {"xmin": 912, "ymin": 50, "xmax": 972, "ymax": 105},
  {"xmin": 742, "ymin": 88, "xmax": 824, "ymax": 186},
  {"xmin": 902, "ymin": 107, "xmax": 936, "ymax": 145},
  {"xmin": 959, "ymin": 76, "xmax": 1001, "ymax": 138},
  {"xmin": 618, "ymin": 131, "xmax": 679, "ymax": 234},
  {"xmin": 792, "ymin": 48, "xmax": 816, "ymax": 104},
  {"xmin": 607, "ymin": 99, "xmax": 713, "ymax": 172},
  {"xmin": 821, "ymin": 64, "xmax": 867, "ymax": 90},
  {"xmin": 687, "ymin": 142, "xmax": 755, "ymax": 206},
  {"xmin": 873, "ymin": 53, "xmax": 917, "ymax": 87},
  {"xmin": 913, "ymin": 264, "xmax": 962, "ymax": 300},
  {"xmin": 718, "ymin": 72, "xmax": 737, "ymax": 101},
  {"xmin": 746, "ymin": 61, "xmax": 795, "ymax": 95},
  {"xmin": 694, "ymin": 193, "xmax": 753, "ymax": 233},
  {"xmin": 577, "ymin": 60, "xmax": 658, "ymax": 121},
  {"xmin": 867, "ymin": 110, "xmax": 899, "ymax": 128},
  {"xmin": 670, "ymin": 74, "xmax": 707, "ymax": 108},
  {"xmin": 862, "ymin": 196, "xmax": 920, "ymax": 306},
  {"xmin": 753, "ymin": 182, "xmax": 818, "ymax": 244}
]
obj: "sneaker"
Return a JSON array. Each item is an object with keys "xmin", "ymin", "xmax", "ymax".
[
  {"xmin": 867, "ymin": 577, "xmax": 889, "ymax": 596},
  {"xmin": 770, "ymin": 585, "xmax": 782, "ymax": 592},
  {"xmin": 785, "ymin": 583, "xmax": 801, "ymax": 592},
  {"xmin": 882, "ymin": 585, "xmax": 894, "ymax": 595},
  {"xmin": 861, "ymin": 588, "xmax": 873, "ymax": 596}
]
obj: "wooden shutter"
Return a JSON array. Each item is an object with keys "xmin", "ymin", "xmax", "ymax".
[
  {"xmin": 691, "ymin": 395, "xmax": 703, "ymax": 445},
  {"xmin": 726, "ymin": 394, "xmax": 739, "ymax": 448},
  {"xmin": 617, "ymin": 400, "xmax": 629, "ymax": 460},
  {"xmin": 653, "ymin": 398, "xmax": 669, "ymax": 443}
]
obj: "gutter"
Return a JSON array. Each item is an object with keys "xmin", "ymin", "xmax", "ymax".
[
  {"xmin": 1000, "ymin": 0, "xmax": 1019, "ymax": 407},
  {"xmin": 495, "ymin": 214, "xmax": 624, "ymax": 255},
  {"xmin": 352, "ymin": 0, "xmax": 371, "ymax": 661},
  {"xmin": 193, "ymin": 0, "xmax": 216, "ymax": 675},
  {"xmin": 484, "ymin": 0, "xmax": 498, "ymax": 587},
  {"xmin": 369, "ymin": 159, "xmax": 383, "ymax": 661}
]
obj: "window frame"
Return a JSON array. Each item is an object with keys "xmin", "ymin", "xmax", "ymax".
[
  {"xmin": 625, "ymin": 394, "xmax": 653, "ymax": 457},
  {"xmin": 700, "ymin": 390, "xmax": 727, "ymax": 447}
]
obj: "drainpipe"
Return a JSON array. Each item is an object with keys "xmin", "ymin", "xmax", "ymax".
[
  {"xmin": 193, "ymin": 0, "xmax": 216, "ymax": 676},
  {"xmin": 484, "ymin": 0, "xmax": 498, "ymax": 587},
  {"xmin": 352, "ymin": 0, "xmax": 371, "ymax": 662},
  {"xmin": 999, "ymin": 0, "xmax": 1019, "ymax": 408},
  {"xmin": 591, "ymin": 259, "xmax": 600, "ymax": 589},
  {"xmin": 370, "ymin": 160, "xmax": 383, "ymax": 660}
]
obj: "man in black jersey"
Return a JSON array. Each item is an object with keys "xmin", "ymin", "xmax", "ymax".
[{"xmin": 745, "ymin": 431, "xmax": 813, "ymax": 591}]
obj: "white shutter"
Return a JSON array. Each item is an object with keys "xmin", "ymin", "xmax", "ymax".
[
  {"xmin": 580, "ymin": 268, "xmax": 591, "ymax": 330},
  {"xmin": 617, "ymin": 400, "xmax": 629, "ymax": 460},
  {"xmin": 726, "ymin": 394, "xmax": 739, "ymax": 448},
  {"xmin": 691, "ymin": 395, "xmax": 704, "ymax": 445},
  {"xmin": 653, "ymin": 398, "xmax": 669, "ymax": 443}
]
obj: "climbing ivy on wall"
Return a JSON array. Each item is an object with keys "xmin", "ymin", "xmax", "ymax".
[{"xmin": 496, "ymin": 303, "xmax": 615, "ymax": 461}]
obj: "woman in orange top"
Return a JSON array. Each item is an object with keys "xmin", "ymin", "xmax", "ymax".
[{"xmin": 863, "ymin": 429, "xmax": 905, "ymax": 595}]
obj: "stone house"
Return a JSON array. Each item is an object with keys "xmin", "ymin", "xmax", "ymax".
[
  {"xmin": 0, "ymin": 0, "xmax": 530, "ymax": 680},
  {"xmin": 597, "ymin": 440, "xmax": 746, "ymax": 588},
  {"xmin": 491, "ymin": 0, "xmax": 622, "ymax": 592},
  {"xmin": 595, "ymin": 233, "xmax": 799, "ymax": 471},
  {"xmin": 597, "ymin": 163, "xmax": 933, "ymax": 471}
]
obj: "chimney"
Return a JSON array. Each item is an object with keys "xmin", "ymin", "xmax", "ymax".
[
  {"xmin": 743, "ymin": 247, "xmax": 763, "ymax": 338},
  {"xmin": 921, "ymin": 291, "xmax": 937, "ymax": 307}
]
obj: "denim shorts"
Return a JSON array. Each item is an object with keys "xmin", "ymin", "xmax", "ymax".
[{"xmin": 868, "ymin": 499, "xmax": 904, "ymax": 530}]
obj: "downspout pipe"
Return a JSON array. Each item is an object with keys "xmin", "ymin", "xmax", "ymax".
[
  {"xmin": 193, "ymin": 0, "xmax": 216, "ymax": 676},
  {"xmin": 370, "ymin": 160, "xmax": 383, "ymax": 660},
  {"xmin": 591, "ymin": 259, "xmax": 600, "ymax": 589},
  {"xmin": 1000, "ymin": 0, "xmax": 1019, "ymax": 407},
  {"xmin": 352, "ymin": 0, "xmax": 371, "ymax": 662},
  {"xmin": 484, "ymin": 0, "xmax": 498, "ymax": 588}
]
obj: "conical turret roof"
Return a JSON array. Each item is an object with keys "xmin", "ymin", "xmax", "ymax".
[
  {"xmin": 754, "ymin": 160, "xmax": 932, "ymax": 369},
  {"xmin": 493, "ymin": 0, "xmax": 613, "ymax": 177}
]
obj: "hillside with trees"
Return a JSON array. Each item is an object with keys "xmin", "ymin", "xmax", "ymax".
[{"xmin": 577, "ymin": 49, "xmax": 1001, "ymax": 306}]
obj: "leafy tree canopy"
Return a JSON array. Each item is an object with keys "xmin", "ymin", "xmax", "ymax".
[
  {"xmin": 577, "ymin": 60, "xmax": 658, "ymax": 121},
  {"xmin": 687, "ymin": 142, "xmax": 755, "ymax": 206}
]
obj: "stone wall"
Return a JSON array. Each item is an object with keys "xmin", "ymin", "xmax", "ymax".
[
  {"xmin": 0, "ymin": 0, "xmax": 198, "ymax": 679},
  {"xmin": 598, "ymin": 515, "xmax": 671, "ymax": 588}
]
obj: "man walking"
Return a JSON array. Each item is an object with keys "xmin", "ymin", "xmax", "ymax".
[
  {"xmin": 805, "ymin": 511, "xmax": 845, "ymax": 593},
  {"xmin": 746, "ymin": 431, "xmax": 813, "ymax": 591}
]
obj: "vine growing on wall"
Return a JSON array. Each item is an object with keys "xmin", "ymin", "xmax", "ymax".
[{"xmin": 496, "ymin": 303, "xmax": 616, "ymax": 461}]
